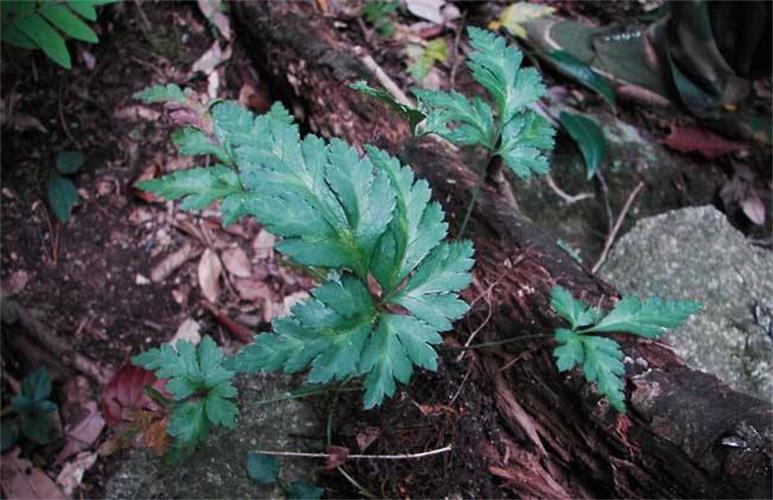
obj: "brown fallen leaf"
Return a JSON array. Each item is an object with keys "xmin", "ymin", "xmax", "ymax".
[
  {"xmin": 663, "ymin": 126, "xmax": 748, "ymax": 159},
  {"xmin": 1, "ymin": 270, "xmax": 28, "ymax": 295},
  {"xmin": 170, "ymin": 318, "xmax": 201, "ymax": 346},
  {"xmin": 198, "ymin": 248, "xmax": 223, "ymax": 303},
  {"xmin": 201, "ymin": 301, "xmax": 253, "ymax": 343},
  {"xmin": 191, "ymin": 41, "xmax": 232, "ymax": 76},
  {"xmin": 131, "ymin": 164, "xmax": 162, "ymax": 204},
  {"xmin": 1, "ymin": 448, "xmax": 65, "ymax": 500},
  {"xmin": 151, "ymin": 242, "xmax": 200, "ymax": 283},
  {"xmin": 234, "ymin": 278, "xmax": 273, "ymax": 302},
  {"xmin": 277, "ymin": 291, "xmax": 311, "ymax": 319},
  {"xmin": 252, "ymin": 229, "xmax": 276, "ymax": 259},
  {"xmin": 112, "ymin": 105, "xmax": 161, "ymax": 122},
  {"xmin": 222, "ymin": 246, "xmax": 252, "ymax": 278},
  {"xmin": 56, "ymin": 401, "xmax": 105, "ymax": 464},
  {"xmin": 56, "ymin": 451, "xmax": 97, "ymax": 497},
  {"xmin": 61, "ymin": 376, "xmax": 94, "ymax": 423}
]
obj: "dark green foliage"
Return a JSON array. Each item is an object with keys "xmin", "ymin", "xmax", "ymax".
[
  {"xmin": 362, "ymin": 0, "xmax": 398, "ymax": 38},
  {"xmin": 1, "ymin": 1, "xmax": 117, "ymax": 69},
  {"xmin": 559, "ymin": 112, "xmax": 606, "ymax": 179},
  {"xmin": 246, "ymin": 452, "xmax": 279, "ymax": 485},
  {"xmin": 3, "ymin": 368, "xmax": 58, "ymax": 449},
  {"xmin": 551, "ymin": 286, "xmax": 700, "ymax": 411},
  {"xmin": 136, "ymin": 93, "xmax": 474, "ymax": 410}
]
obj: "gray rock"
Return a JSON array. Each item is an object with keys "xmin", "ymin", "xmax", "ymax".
[
  {"xmin": 601, "ymin": 206, "xmax": 772, "ymax": 401},
  {"xmin": 105, "ymin": 374, "xmax": 323, "ymax": 499}
]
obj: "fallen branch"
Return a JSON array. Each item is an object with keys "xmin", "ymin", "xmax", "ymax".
[
  {"xmin": 250, "ymin": 445, "xmax": 452, "ymax": 461},
  {"xmin": 592, "ymin": 181, "xmax": 646, "ymax": 273},
  {"xmin": 544, "ymin": 173, "xmax": 594, "ymax": 205}
]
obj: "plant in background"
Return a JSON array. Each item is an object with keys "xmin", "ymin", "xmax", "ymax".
[
  {"xmin": 405, "ymin": 38, "xmax": 447, "ymax": 85},
  {"xmin": 247, "ymin": 451, "xmax": 323, "ymax": 499},
  {"xmin": 47, "ymin": 150, "xmax": 84, "ymax": 223},
  {"xmin": 362, "ymin": 0, "xmax": 398, "ymax": 38},
  {"xmin": 550, "ymin": 286, "xmax": 700, "ymax": 411},
  {"xmin": 352, "ymin": 27, "xmax": 555, "ymax": 234},
  {"xmin": 133, "ymin": 81, "xmax": 473, "ymax": 452},
  {"xmin": 558, "ymin": 111, "xmax": 607, "ymax": 180},
  {"xmin": 0, "ymin": 0, "xmax": 117, "ymax": 69},
  {"xmin": 131, "ymin": 336, "xmax": 238, "ymax": 459},
  {"xmin": 1, "ymin": 367, "xmax": 58, "ymax": 452}
]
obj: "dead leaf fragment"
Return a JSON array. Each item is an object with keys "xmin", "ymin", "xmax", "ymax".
[
  {"xmin": 56, "ymin": 401, "xmax": 106, "ymax": 463},
  {"xmin": 325, "ymin": 445, "xmax": 350, "ymax": 470},
  {"xmin": 198, "ymin": 249, "xmax": 223, "ymax": 302},
  {"xmin": 234, "ymin": 278, "xmax": 273, "ymax": 302},
  {"xmin": 56, "ymin": 452, "xmax": 98, "ymax": 497},
  {"xmin": 1, "ymin": 448, "xmax": 65, "ymax": 500},
  {"xmin": 355, "ymin": 427, "xmax": 381, "ymax": 452},
  {"xmin": 197, "ymin": 0, "xmax": 232, "ymax": 40},
  {"xmin": 112, "ymin": 105, "xmax": 161, "ymax": 122},
  {"xmin": 741, "ymin": 194, "xmax": 766, "ymax": 225},
  {"xmin": 191, "ymin": 41, "xmax": 232, "ymax": 76},
  {"xmin": 222, "ymin": 246, "xmax": 252, "ymax": 278},
  {"xmin": 252, "ymin": 229, "xmax": 276, "ymax": 259},
  {"xmin": 151, "ymin": 242, "xmax": 199, "ymax": 283},
  {"xmin": 171, "ymin": 318, "xmax": 202, "ymax": 346},
  {"xmin": 1, "ymin": 270, "xmax": 28, "ymax": 295}
]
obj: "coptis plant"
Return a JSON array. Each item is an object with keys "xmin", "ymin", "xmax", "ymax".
[
  {"xmin": 550, "ymin": 286, "xmax": 700, "ymax": 411},
  {"xmin": 132, "ymin": 79, "xmax": 474, "ymax": 453},
  {"xmin": 130, "ymin": 27, "xmax": 701, "ymax": 457}
]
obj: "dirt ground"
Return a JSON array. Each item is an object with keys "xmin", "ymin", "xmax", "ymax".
[{"xmin": 1, "ymin": 1, "xmax": 770, "ymax": 498}]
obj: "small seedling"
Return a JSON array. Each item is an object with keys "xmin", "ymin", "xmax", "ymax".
[
  {"xmin": 1, "ymin": 367, "xmax": 58, "ymax": 451},
  {"xmin": 47, "ymin": 150, "xmax": 84, "ymax": 223},
  {"xmin": 247, "ymin": 452, "xmax": 323, "ymax": 499}
]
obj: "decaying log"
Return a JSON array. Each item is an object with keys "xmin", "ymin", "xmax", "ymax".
[{"xmin": 232, "ymin": 3, "xmax": 772, "ymax": 498}]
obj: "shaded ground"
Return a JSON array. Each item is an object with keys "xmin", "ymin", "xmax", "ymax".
[{"xmin": 1, "ymin": 1, "xmax": 770, "ymax": 498}]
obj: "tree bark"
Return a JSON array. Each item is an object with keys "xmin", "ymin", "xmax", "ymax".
[{"xmin": 232, "ymin": 3, "xmax": 772, "ymax": 498}]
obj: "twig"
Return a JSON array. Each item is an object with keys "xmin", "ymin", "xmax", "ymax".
[
  {"xmin": 448, "ymin": 365, "xmax": 472, "ymax": 405},
  {"xmin": 449, "ymin": 16, "xmax": 466, "ymax": 91},
  {"xmin": 250, "ymin": 445, "xmax": 453, "ymax": 460},
  {"xmin": 455, "ymin": 290, "xmax": 493, "ymax": 362},
  {"xmin": 337, "ymin": 466, "xmax": 379, "ymax": 499},
  {"xmin": 596, "ymin": 169, "xmax": 615, "ymax": 234},
  {"xmin": 592, "ymin": 181, "xmax": 645, "ymax": 274},
  {"xmin": 352, "ymin": 47, "xmax": 414, "ymax": 107},
  {"xmin": 544, "ymin": 173, "xmax": 593, "ymax": 205}
]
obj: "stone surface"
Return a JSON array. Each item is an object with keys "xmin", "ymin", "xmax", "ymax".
[
  {"xmin": 104, "ymin": 374, "xmax": 323, "ymax": 499},
  {"xmin": 601, "ymin": 206, "xmax": 772, "ymax": 400}
]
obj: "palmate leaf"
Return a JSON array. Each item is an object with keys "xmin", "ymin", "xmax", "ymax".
[
  {"xmin": 414, "ymin": 89, "xmax": 495, "ymax": 148},
  {"xmin": 550, "ymin": 285, "xmax": 700, "ymax": 412},
  {"xmin": 137, "ymin": 94, "xmax": 475, "ymax": 410},
  {"xmin": 497, "ymin": 110, "xmax": 556, "ymax": 178},
  {"xmin": 132, "ymin": 337, "xmax": 238, "ymax": 453}
]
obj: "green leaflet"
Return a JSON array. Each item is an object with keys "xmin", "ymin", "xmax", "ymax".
[
  {"xmin": 586, "ymin": 295, "xmax": 701, "ymax": 337},
  {"xmin": 409, "ymin": 28, "xmax": 554, "ymax": 179},
  {"xmin": 134, "ymin": 83, "xmax": 187, "ymax": 104},
  {"xmin": 132, "ymin": 336, "xmax": 238, "ymax": 454},
  {"xmin": 551, "ymin": 286, "xmax": 700, "ymax": 412},
  {"xmin": 348, "ymin": 81, "xmax": 426, "ymax": 134},
  {"xmin": 136, "ymin": 91, "xmax": 475, "ymax": 411},
  {"xmin": 558, "ymin": 112, "xmax": 606, "ymax": 180}
]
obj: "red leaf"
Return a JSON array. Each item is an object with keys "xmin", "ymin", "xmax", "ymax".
[
  {"xmin": 101, "ymin": 365, "xmax": 165, "ymax": 427},
  {"xmin": 663, "ymin": 126, "xmax": 747, "ymax": 159}
]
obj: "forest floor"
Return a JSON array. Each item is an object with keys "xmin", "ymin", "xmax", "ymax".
[{"xmin": 0, "ymin": 1, "xmax": 770, "ymax": 498}]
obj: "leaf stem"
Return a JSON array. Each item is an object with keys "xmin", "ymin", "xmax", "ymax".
[{"xmin": 452, "ymin": 333, "xmax": 553, "ymax": 350}]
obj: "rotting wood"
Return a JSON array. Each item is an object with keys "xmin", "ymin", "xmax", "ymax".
[{"xmin": 232, "ymin": 3, "xmax": 772, "ymax": 498}]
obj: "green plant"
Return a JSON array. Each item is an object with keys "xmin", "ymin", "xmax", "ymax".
[
  {"xmin": 362, "ymin": 0, "xmax": 398, "ymax": 38},
  {"xmin": 133, "ymin": 81, "xmax": 473, "ymax": 449},
  {"xmin": 47, "ymin": 150, "xmax": 84, "ymax": 223},
  {"xmin": 131, "ymin": 336, "xmax": 238, "ymax": 458},
  {"xmin": 559, "ymin": 111, "xmax": 606, "ymax": 180},
  {"xmin": 1, "ymin": 367, "xmax": 58, "ymax": 451},
  {"xmin": 247, "ymin": 452, "xmax": 323, "ymax": 499},
  {"xmin": 352, "ymin": 27, "xmax": 555, "ymax": 234},
  {"xmin": 0, "ymin": 0, "xmax": 117, "ymax": 69},
  {"xmin": 550, "ymin": 286, "xmax": 700, "ymax": 411},
  {"xmin": 405, "ymin": 38, "xmax": 447, "ymax": 84}
]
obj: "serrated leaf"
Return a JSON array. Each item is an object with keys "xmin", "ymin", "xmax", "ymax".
[
  {"xmin": 366, "ymin": 146, "xmax": 447, "ymax": 294},
  {"xmin": 545, "ymin": 50, "xmax": 616, "ymax": 108},
  {"xmin": 137, "ymin": 165, "xmax": 244, "ymax": 211},
  {"xmin": 56, "ymin": 150, "xmax": 84, "ymax": 174},
  {"xmin": 16, "ymin": 13, "xmax": 71, "ymax": 69},
  {"xmin": 553, "ymin": 329, "xmax": 625, "ymax": 411},
  {"xmin": 47, "ymin": 175, "xmax": 79, "ymax": 222},
  {"xmin": 466, "ymin": 26, "xmax": 545, "ymax": 124},
  {"xmin": 40, "ymin": 4, "xmax": 98, "ymax": 43},
  {"xmin": 586, "ymin": 296, "xmax": 701, "ymax": 338},
  {"xmin": 132, "ymin": 336, "xmax": 238, "ymax": 449},
  {"xmin": 393, "ymin": 240, "xmax": 474, "ymax": 330},
  {"xmin": 172, "ymin": 127, "xmax": 230, "ymax": 163},
  {"xmin": 550, "ymin": 286, "xmax": 597, "ymax": 329},
  {"xmin": 133, "ymin": 83, "xmax": 187, "ymax": 104},
  {"xmin": 559, "ymin": 112, "xmax": 606, "ymax": 179},
  {"xmin": 414, "ymin": 89, "xmax": 495, "ymax": 147},
  {"xmin": 246, "ymin": 452, "xmax": 279, "ymax": 485},
  {"xmin": 360, "ymin": 315, "xmax": 414, "ymax": 409},
  {"xmin": 348, "ymin": 81, "xmax": 426, "ymax": 133},
  {"xmin": 497, "ymin": 110, "xmax": 555, "ymax": 177},
  {"xmin": 285, "ymin": 480, "xmax": 324, "ymax": 500}
]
